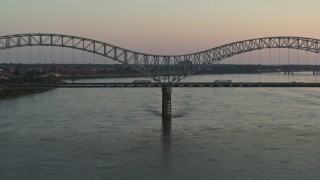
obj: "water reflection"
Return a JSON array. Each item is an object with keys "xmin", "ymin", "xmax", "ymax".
[
  {"xmin": 161, "ymin": 121, "xmax": 172, "ymax": 176},
  {"xmin": 162, "ymin": 121, "xmax": 171, "ymax": 145}
]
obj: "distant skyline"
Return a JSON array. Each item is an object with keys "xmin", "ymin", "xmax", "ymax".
[{"xmin": 1, "ymin": 0, "xmax": 320, "ymax": 55}]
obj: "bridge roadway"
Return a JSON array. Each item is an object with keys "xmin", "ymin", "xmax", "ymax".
[{"xmin": 1, "ymin": 82, "xmax": 320, "ymax": 88}]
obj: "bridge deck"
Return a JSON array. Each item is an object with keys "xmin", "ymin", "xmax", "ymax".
[{"xmin": 1, "ymin": 82, "xmax": 320, "ymax": 88}]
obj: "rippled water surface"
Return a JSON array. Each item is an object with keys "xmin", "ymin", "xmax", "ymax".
[{"xmin": 1, "ymin": 83, "xmax": 320, "ymax": 179}]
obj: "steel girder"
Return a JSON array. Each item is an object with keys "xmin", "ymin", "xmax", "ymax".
[{"xmin": 0, "ymin": 34, "xmax": 320, "ymax": 83}]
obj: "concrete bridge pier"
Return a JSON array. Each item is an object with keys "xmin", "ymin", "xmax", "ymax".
[
  {"xmin": 284, "ymin": 69, "xmax": 294, "ymax": 75},
  {"xmin": 162, "ymin": 86, "xmax": 172, "ymax": 124}
]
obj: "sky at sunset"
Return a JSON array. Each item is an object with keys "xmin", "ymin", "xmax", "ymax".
[{"xmin": 1, "ymin": 0, "xmax": 320, "ymax": 55}]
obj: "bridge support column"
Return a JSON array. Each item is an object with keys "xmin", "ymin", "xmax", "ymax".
[{"xmin": 162, "ymin": 86, "xmax": 172, "ymax": 124}]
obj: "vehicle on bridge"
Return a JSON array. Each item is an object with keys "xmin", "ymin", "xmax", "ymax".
[{"xmin": 213, "ymin": 80, "xmax": 232, "ymax": 84}]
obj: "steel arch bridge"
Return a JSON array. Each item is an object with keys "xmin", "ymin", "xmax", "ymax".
[{"xmin": 1, "ymin": 33, "xmax": 320, "ymax": 83}]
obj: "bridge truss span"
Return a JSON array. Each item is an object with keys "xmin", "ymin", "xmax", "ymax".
[{"xmin": 1, "ymin": 34, "xmax": 320, "ymax": 83}]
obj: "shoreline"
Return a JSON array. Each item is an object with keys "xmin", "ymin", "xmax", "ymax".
[{"xmin": 0, "ymin": 88, "xmax": 53, "ymax": 100}]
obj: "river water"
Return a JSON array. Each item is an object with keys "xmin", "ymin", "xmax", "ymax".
[{"xmin": 1, "ymin": 75, "xmax": 320, "ymax": 180}]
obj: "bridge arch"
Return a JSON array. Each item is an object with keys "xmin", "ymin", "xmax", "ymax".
[{"xmin": 1, "ymin": 33, "xmax": 320, "ymax": 82}]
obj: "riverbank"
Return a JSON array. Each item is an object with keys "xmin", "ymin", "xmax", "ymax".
[{"xmin": 0, "ymin": 88, "xmax": 52, "ymax": 100}]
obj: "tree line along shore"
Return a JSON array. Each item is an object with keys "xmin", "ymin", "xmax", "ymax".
[
  {"xmin": 0, "ymin": 70, "xmax": 63, "ymax": 100},
  {"xmin": 0, "ymin": 88, "xmax": 53, "ymax": 100}
]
